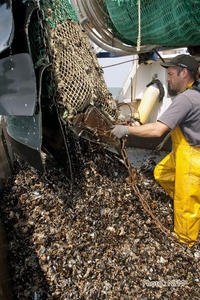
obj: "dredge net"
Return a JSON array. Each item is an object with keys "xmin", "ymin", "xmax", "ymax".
[
  {"xmin": 104, "ymin": 0, "xmax": 200, "ymax": 47},
  {"xmin": 39, "ymin": 0, "xmax": 118, "ymax": 122}
]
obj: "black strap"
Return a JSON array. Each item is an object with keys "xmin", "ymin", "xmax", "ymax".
[
  {"xmin": 146, "ymin": 79, "xmax": 165, "ymax": 101},
  {"xmin": 191, "ymin": 80, "xmax": 200, "ymax": 92}
]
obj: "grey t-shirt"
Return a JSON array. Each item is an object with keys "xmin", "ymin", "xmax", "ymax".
[{"xmin": 158, "ymin": 89, "xmax": 200, "ymax": 147}]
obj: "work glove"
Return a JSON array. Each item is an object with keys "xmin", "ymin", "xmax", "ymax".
[{"xmin": 111, "ymin": 125, "xmax": 129, "ymax": 139}]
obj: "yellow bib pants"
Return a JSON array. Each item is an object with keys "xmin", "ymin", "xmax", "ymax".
[{"xmin": 154, "ymin": 126, "xmax": 200, "ymax": 244}]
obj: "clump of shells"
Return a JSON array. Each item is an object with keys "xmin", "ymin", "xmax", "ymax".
[{"xmin": 0, "ymin": 144, "xmax": 199, "ymax": 299}]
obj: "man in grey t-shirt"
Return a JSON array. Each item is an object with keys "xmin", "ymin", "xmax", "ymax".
[
  {"xmin": 158, "ymin": 88, "xmax": 200, "ymax": 146},
  {"xmin": 111, "ymin": 54, "xmax": 200, "ymax": 245}
]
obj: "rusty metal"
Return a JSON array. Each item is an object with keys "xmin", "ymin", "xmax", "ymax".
[
  {"xmin": 120, "ymin": 138, "xmax": 199, "ymax": 246},
  {"xmin": 72, "ymin": 106, "xmax": 121, "ymax": 153}
]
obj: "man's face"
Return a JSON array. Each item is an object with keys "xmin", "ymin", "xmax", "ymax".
[{"xmin": 167, "ymin": 66, "xmax": 183, "ymax": 94}]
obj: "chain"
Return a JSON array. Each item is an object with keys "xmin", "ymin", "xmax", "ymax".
[{"xmin": 120, "ymin": 138, "xmax": 198, "ymax": 246}]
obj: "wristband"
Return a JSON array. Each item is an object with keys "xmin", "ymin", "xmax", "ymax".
[{"xmin": 125, "ymin": 126, "xmax": 130, "ymax": 135}]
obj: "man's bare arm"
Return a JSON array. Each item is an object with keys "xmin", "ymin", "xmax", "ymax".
[{"xmin": 128, "ymin": 121, "xmax": 170, "ymax": 138}]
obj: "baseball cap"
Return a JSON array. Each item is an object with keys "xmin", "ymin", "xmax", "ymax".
[{"xmin": 161, "ymin": 54, "xmax": 199, "ymax": 73}]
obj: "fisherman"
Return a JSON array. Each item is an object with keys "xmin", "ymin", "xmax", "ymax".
[{"xmin": 111, "ymin": 54, "xmax": 200, "ymax": 245}]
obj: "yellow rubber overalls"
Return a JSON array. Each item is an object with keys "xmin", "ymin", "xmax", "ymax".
[{"xmin": 154, "ymin": 124, "xmax": 200, "ymax": 245}]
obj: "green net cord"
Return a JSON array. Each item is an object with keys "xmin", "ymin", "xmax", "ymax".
[
  {"xmin": 105, "ymin": 0, "xmax": 200, "ymax": 47},
  {"xmin": 41, "ymin": 0, "xmax": 79, "ymax": 28}
]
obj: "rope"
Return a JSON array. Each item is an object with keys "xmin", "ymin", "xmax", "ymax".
[
  {"xmin": 133, "ymin": 58, "xmax": 138, "ymax": 101},
  {"xmin": 101, "ymin": 58, "xmax": 138, "ymax": 69},
  {"xmin": 120, "ymin": 139, "xmax": 199, "ymax": 247},
  {"xmin": 117, "ymin": 102, "xmax": 134, "ymax": 119},
  {"xmin": 136, "ymin": 0, "xmax": 141, "ymax": 52}
]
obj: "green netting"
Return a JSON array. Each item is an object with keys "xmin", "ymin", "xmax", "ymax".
[
  {"xmin": 95, "ymin": 0, "xmax": 132, "ymax": 45},
  {"xmin": 105, "ymin": 0, "xmax": 200, "ymax": 47},
  {"xmin": 41, "ymin": 0, "xmax": 79, "ymax": 28}
]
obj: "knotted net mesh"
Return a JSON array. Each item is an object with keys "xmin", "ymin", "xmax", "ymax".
[{"xmin": 40, "ymin": 0, "xmax": 118, "ymax": 121}]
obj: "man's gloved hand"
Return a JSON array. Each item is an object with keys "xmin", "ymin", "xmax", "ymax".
[{"xmin": 111, "ymin": 125, "xmax": 129, "ymax": 139}]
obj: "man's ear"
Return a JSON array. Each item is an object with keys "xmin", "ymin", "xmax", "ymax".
[{"xmin": 181, "ymin": 68, "xmax": 189, "ymax": 79}]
